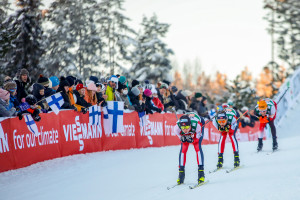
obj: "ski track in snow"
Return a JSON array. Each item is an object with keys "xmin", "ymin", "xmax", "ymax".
[{"xmin": 1, "ymin": 102, "xmax": 300, "ymax": 200}]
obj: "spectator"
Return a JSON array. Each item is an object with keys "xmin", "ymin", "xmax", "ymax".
[
  {"xmin": 106, "ymin": 75, "xmax": 118, "ymax": 101},
  {"xmin": 84, "ymin": 82, "xmax": 98, "ymax": 105},
  {"xmin": 95, "ymin": 82, "xmax": 107, "ymax": 107},
  {"xmin": 37, "ymin": 75, "xmax": 55, "ymax": 98},
  {"xmin": 89, "ymin": 76, "xmax": 99, "ymax": 84},
  {"xmin": 240, "ymin": 106, "xmax": 256, "ymax": 128},
  {"xmin": 128, "ymin": 86, "xmax": 145, "ymax": 112},
  {"xmin": 49, "ymin": 76, "xmax": 60, "ymax": 91},
  {"xmin": 143, "ymin": 89, "xmax": 162, "ymax": 114},
  {"xmin": 121, "ymin": 85, "xmax": 135, "ymax": 110},
  {"xmin": 175, "ymin": 90, "xmax": 191, "ymax": 113},
  {"xmin": 164, "ymin": 86, "xmax": 180, "ymax": 112},
  {"xmin": 0, "ymin": 88, "xmax": 16, "ymax": 117},
  {"xmin": 15, "ymin": 68, "xmax": 31, "ymax": 102},
  {"xmin": 56, "ymin": 77, "xmax": 74, "ymax": 109},
  {"xmin": 131, "ymin": 79, "xmax": 140, "ymax": 88},
  {"xmin": 3, "ymin": 80, "xmax": 20, "ymax": 110},
  {"xmin": 151, "ymin": 87, "xmax": 164, "ymax": 111},
  {"xmin": 190, "ymin": 92, "xmax": 202, "ymax": 114},
  {"xmin": 198, "ymin": 96, "xmax": 210, "ymax": 119},
  {"xmin": 32, "ymin": 83, "xmax": 48, "ymax": 111},
  {"xmin": 73, "ymin": 83, "xmax": 91, "ymax": 113}
]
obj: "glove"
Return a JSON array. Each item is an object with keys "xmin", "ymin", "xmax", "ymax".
[
  {"xmin": 157, "ymin": 108, "xmax": 162, "ymax": 113},
  {"xmin": 81, "ymin": 107, "xmax": 88, "ymax": 114},
  {"xmin": 17, "ymin": 112, "xmax": 23, "ymax": 120},
  {"xmin": 185, "ymin": 135, "xmax": 194, "ymax": 143},
  {"xmin": 33, "ymin": 115, "xmax": 41, "ymax": 122},
  {"xmin": 219, "ymin": 125, "xmax": 230, "ymax": 132},
  {"xmin": 180, "ymin": 136, "xmax": 187, "ymax": 143}
]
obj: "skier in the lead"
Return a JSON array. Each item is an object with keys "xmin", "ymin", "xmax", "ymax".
[
  {"xmin": 254, "ymin": 98, "xmax": 278, "ymax": 151},
  {"xmin": 174, "ymin": 114, "xmax": 205, "ymax": 185},
  {"xmin": 212, "ymin": 110, "xmax": 240, "ymax": 169}
]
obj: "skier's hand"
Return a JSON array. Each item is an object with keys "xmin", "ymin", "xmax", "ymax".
[
  {"xmin": 180, "ymin": 136, "xmax": 187, "ymax": 143},
  {"xmin": 186, "ymin": 135, "xmax": 194, "ymax": 143}
]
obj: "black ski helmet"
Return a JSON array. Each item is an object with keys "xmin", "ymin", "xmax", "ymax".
[
  {"xmin": 216, "ymin": 111, "xmax": 228, "ymax": 120},
  {"xmin": 179, "ymin": 115, "xmax": 191, "ymax": 127},
  {"xmin": 25, "ymin": 95, "xmax": 37, "ymax": 105}
]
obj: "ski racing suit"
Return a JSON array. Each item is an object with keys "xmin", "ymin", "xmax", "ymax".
[{"xmin": 175, "ymin": 115, "xmax": 205, "ymax": 167}]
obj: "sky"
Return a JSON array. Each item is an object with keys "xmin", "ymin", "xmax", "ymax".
[
  {"xmin": 123, "ymin": 0, "xmax": 272, "ymax": 80},
  {"xmin": 41, "ymin": 0, "xmax": 272, "ymax": 80}
]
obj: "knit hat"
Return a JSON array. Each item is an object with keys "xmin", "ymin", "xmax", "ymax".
[
  {"xmin": 171, "ymin": 86, "xmax": 178, "ymax": 93},
  {"xmin": 89, "ymin": 76, "xmax": 99, "ymax": 84},
  {"xmin": 131, "ymin": 87, "xmax": 140, "ymax": 96},
  {"xmin": 144, "ymin": 89, "xmax": 152, "ymax": 97},
  {"xmin": 162, "ymin": 79, "xmax": 171, "ymax": 86},
  {"xmin": 49, "ymin": 76, "xmax": 59, "ymax": 87},
  {"xmin": 132, "ymin": 80, "xmax": 140, "ymax": 88},
  {"xmin": 109, "ymin": 75, "xmax": 118, "ymax": 83},
  {"xmin": 195, "ymin": 92, "xmax": 202, "ymax": 98},
  {"xmin": 119, "ymin": 76, "xmax": 126, "ymax": 84},
  {"xmin": 66, "ymin": 76, "xmax": 76, "ymax": 86},
  {"xmin": 160, "ymin": 83, "xmax": 168, "ymax": 89},
  {"xmin": 151, "ymin": 88, "xmax": 157, "ymax": 94},
  {"xmin": 37, "ymin": 75, "xmax": 50, "ymax": 86},
  {"xmin": 76, "ymin": 83, "xmax": 84, "ymax": 91},
  {"xmin": 75, "ymin": 79, "xmax": 83, "ymax": 85},
  {"xmin": 181, "ymin": 90, "xmax": 192, "ymax": 97},
  {"xmin": 59, "ymin": 77, "xmax": 70, "ymax": 88},
  {"xmin": 0, "ymin": 88, "xmax": 10, "ymax": 101},
  {"xmin": 87, "ymin": 82, "xmax": 97, "ymax": 91},
  {"xmin": 227, "ymin": 100, "xmax": 233, "ymax": 106},
  {"xmin": 3, "ymin": 81, "xmax": 17, "ymax": 92}
]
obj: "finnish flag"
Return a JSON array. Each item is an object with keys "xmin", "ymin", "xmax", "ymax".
[
  {"xmin": 89, "ymin": 105, "xmax": 101, "ymax": 125},
  {"xmin": 24, "ymin": 115, "xmax": 39, "ymax": 136},
  {"xmin": 103, "ymin": 101, "xmax": 124, "ymax": 134},
  {"xmin": 138, "ymin": 111, "xmax": 146, "ymax": 127},
  {"xmin": 46, "ymin": 93, "xmax": 64, "ymax": 115}
]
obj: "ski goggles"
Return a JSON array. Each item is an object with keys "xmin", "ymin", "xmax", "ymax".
[
  {"xmin": 217, "ymin": 119, "xmax": 227, "ymax": 123},
  {"xmin": 181, "ymin": 125, "xmax": 190, "ymax": 130}
]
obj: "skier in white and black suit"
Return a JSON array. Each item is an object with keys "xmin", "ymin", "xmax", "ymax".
[{"xmin": 174, "ymin": 114, "xmax": 205, "ymax": 185}]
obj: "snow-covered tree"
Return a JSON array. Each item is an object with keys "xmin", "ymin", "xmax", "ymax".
[
  {"xmin": 129, "ymin": 14, "xmax": 174, "ymax": 82},
  {"xmin": 0, "ymin": 0, "xmax": 44, "ymax": 80},
  {"xmin": 40, "ymin": 0, "xmax": 104, "ymax": 78}
]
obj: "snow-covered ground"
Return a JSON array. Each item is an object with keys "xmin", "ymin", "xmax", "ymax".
[{"xmin": 1, "ymin": 102, "xmax": 300, "ymax": 200}]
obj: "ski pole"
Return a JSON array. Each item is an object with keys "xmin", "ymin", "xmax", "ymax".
[
  {"xmin": 276, "ymin": 87, "xmax": 290, "ymax": 105},
  {"xmin": 172, "ymin": 107, "xmax": 179, "ymax": 121}
]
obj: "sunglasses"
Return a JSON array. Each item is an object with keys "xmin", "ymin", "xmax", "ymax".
[
  {"xmin": 181, "ymin": 126, "xmax": 190, "ymax": 130},
  {"xmin": 217, "ymin": 119, "xmax": 227, "ymax": 123}
]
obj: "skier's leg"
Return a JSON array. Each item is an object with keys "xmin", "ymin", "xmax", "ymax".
[
  {"xmin": 177, "ymin": 143, "xmax": 189, "ymax": 184},
  {"xmin": 193, "ymin": 135, "xmax": 205, "ymax": 183},
  {"xmin": 268, "ymin": 120, "xmax": 278, "ymax": 150},
  {"xmin": 218, "ymin": 132, "xmax": 227, "ymax": 154}
]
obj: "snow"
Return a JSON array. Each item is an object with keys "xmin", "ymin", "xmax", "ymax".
[{"xmin": 1, "ymin": 102, "xmax": 300, "ymax": 200}]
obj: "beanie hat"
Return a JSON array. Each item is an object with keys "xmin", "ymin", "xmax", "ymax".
[
  {"xmin": 89, "ymin": 76, "xmax": 99, "ymax": 84},
  {"xmin": 0, "ymin": 88, "xmax": 10, "ymax": 101},
  {"xmin": 182, "ymin": 90, "xmax": 192, "ymax": 97},
  {"xmin": 227, "ymin": 100, "xmax": 233, "ymax": 106},
  {"xmin": 195, "ymin": 92, "xmax": 202, "ymax": 98},
  {"xmin": 3, "ymin": 81, "xmax": 17, "ymax": 92},
  {"xmin": 119, "ymin": 76, "xmax": 126, "ymax": 84},
  {"xmin": 76, "ymin": 83, "xmax": 84, "ymax": 91},
  {"xmin": 151, "ymin": 88, "xmax": 157, "ymax": 94},
  {"xmin": 132, "ymin": 80, "xmax": 139, "ymax": 88},
  {"xmin": 109, "ymin": 75, "xmax": 118, "ymax": 83},
  {"xmin": 59, "ymin": 77, "xmax": 70, "ymax": 88},
  {"xmin": 4, "ymin": 76, "xmax": 12, "ymax": 82},
  {"xmin": 171, "ymin": 86, "xmax": 178, "ymax": 93},
  {"xmin": 66, "ymin": 76, "xmax": 76, "ymax": 86},
  {"xmin": 75, "ymin": 79, "xmax": 83, "ymax": 85},
  {"xmin": 37, "ymin": 75, "xmax": 50, "ymax": 86},
  {"xmin": 49, "ymin": 76, "xmax": 59, "ymax": 87},
  {"xmin": 144, "ymin": 89, "xmax": 152, "ymax": 97},
  {"xmin": 160, "ymin": 83, "xmax": 168, "ymax": 89},
  {"xmin": 131, "ymin": 87, "xmax": 140, "ymax": 96},
  {"xmin": 87, "ymin": 82, "xmax": 97, "ymax": 91},
  {"xmin": 162, "ymin": 79, "xmax": 171, "ymax": 86}
]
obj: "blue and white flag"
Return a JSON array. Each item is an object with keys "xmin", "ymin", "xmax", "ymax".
[
  {"xmin": 138, "ymin": 111, "xmax": 146, "ymax": 127},
  {"xmin": 89, "ymin": 105, "xmax": 101, "ymax": 125},
  {"xmin": 103, "ymin": 101, "xmax": 124, "ymax": 134},
  {"xmin": 24, "ymin": 115, "xmax": 39, "ymax": 136},
  {"xmin": 46, "ymin": 93, "xmax": 64, "ymax": 115}
]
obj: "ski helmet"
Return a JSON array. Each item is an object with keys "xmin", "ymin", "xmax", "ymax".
[
  {"xmin": 258, "ymin": 100, "xmax": 267, "ymax": 111},
  {"xmin": 179, "ymin": 115, "xmax": 191, "ymax": 127},
  {"xmin": 25, "ymin": 95, "xmax": 37, "ymax": 105},
  {"xmin": 216, "ymin": 111, "xmax": 228, "ymax": 121}
]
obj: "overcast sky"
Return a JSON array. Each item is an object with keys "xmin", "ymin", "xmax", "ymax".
[{"xmin": 123, "ymin": 0, "xmax": 272, "ymax": 80}]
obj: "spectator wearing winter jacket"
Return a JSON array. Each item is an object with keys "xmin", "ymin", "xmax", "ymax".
[
  {"xmin": 198, "ymin": 96, "xmax": 210, "ymax": 119},
  {"xmin": 0, "ymin": 88, "xmax": 16, "ymax": 117},
  {"xmin": 73, "ymin": 84, "xmax": 91, "ymax": 113},
  {"xmin": 32, "ymin": 83, "xmax": 49, "ymax": 111},
  {"xmin": 3, "ymin": 80, "xmax": 20, "ymax": 110},
  {"xmin": 56, "ymin": 77, "xmax": 74, "ymax": 110},
  {"xmin": 65, "ymin": 76, "xmax": 84, "ymax": 112},
  {"xmin": 163, "ymin": 86, "xmax": 180, "ymax": 112},
  {"xmin": 37, "ymin": 75, "xmax": 55, "ymax": 98},
  {"xmin": 151, "ymin": 87, "xmax": 164, "ymax": 111},
  {"xmin": 143, "ymin": 89, "xmax": 162, "ymax": 114},
  {"xmin": 84, "ymin": 82, "xmax": 98, "ymax": 105},
  {"xmin": 128, "ymin": 87, "xmax": 145, "ymax": 112},
  {"xmin": 106, "ymin": 75, "xmax": 118, "ymax": 101},
  {"xmin": 49, "ymin": 76, "xmax": 60, "ymax": 91},
  {"xmin": 15, "ymin": 68, "xmax": 31, "ymax": 102},
  {"xmin": 190, "ymin": 92, "xmax": 203, "ymax": 115},
  {"xmin": 175, "ymin": 90, "xmax": 191, "ymax": 113}
]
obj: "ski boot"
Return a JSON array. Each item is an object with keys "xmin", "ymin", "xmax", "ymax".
[
  {"xmin": 217, "ymin": 153, "xmax": 223, "ymax": 169},
  {"xmin": 272, "ymin": 137, "xmax": 278, "ymax": 151},
  {"xmin": 177, "ymin": 166, "xmax": 185, "ymax": 185},
  {"xmin": 257, "ymin": 138, "xmax": 263, "ymax": 152},
  {"xmin": 234, "ymin": 151, "xmax": 240, "ymax": 168},
  {"xmin": 198, "ymin": 165, "xmax": 205, "ymax": 184}
]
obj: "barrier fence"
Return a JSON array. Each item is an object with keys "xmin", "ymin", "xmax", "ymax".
[{"xmin": 0, "ymin": 110, "xmax": 260, "ymax": 172}]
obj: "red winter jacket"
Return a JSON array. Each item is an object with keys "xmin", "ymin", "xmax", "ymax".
[{"xmin": 152, "ymin": 97, "xmax": 164, "ymax": 110}]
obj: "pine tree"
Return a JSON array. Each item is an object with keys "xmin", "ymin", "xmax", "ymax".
[
  {"xmin": 129, "ymin": 14, "xmax": 174, "ymax": 82},
  {"xmin": 0, "ymin": 0, "xmax": 44, "ymax": 80},
  {"xmin": 40, "ymin": 0, "xmax": 104, "ymax": 78}
]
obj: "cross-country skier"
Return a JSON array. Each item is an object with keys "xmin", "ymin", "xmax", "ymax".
[
  {"xmin": 254, "ymin": 99, "xmax": 278, "ymax": 151},
  {"xmin": 212, "ymin": 111, "xmax": 240, "ymax": 169},
  {"xmin": 174, "ymin": 114, "xmax": 205, "ymax": 185}
]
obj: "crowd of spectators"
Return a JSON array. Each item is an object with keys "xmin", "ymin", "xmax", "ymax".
[{"xmin": 0, "ymin": 68, "xmax": 257, "ymax": 128}]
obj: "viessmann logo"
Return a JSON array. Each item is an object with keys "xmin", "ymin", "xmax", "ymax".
[{"xmin": 139, "ymin": 115, "xmax": 163, "ymax": 145}]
